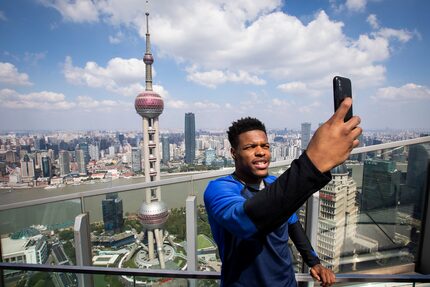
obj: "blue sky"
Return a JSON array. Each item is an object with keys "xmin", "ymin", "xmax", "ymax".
[{"xmin": 0, "ymin": 0, "xmax": 429, "ymax": 132}]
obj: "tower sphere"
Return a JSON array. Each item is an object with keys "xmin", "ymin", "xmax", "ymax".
[
  {"xmin": 143, "ymin": 53, "xmax": 154, "ymax": 65},
  {"xmin": 135, "ymin": 91, "xmax": 164, "ymax": 118},
  {"xmin": 138, "ymin": 201, "xmax": 169, "ymax": 230}
]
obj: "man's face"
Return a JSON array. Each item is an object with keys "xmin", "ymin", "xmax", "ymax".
[{"xmin": 232, "ymin": 130, "xmax": 271, "ymax": 184}]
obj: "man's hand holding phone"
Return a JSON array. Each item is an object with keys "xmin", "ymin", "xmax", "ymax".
[{"xmin": 305, "ymin": 77, "xmax": 362, "ymax": 173}]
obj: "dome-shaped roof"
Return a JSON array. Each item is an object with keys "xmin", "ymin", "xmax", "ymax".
[
  {"xmin": 138, "ymin": 201, "xmax": 169, "ymax": 230},
  {"xmin": 135, "ymin": 91, "xmax": 164, "ymax": 119}
]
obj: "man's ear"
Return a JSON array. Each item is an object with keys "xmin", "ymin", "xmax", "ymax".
[{"xmin": 231, "ymin": 147, "xmax": 236, "ymax": 160}]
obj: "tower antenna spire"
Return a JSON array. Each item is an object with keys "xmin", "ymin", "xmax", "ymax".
[{"xmin": 143, "ymin": 0, "xmax": 153, "ymax": 91}]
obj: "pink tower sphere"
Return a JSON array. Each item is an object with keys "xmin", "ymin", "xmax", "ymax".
[{"xmin": 135, "ymin": 90, "xmax": 164, "ymax": 119}]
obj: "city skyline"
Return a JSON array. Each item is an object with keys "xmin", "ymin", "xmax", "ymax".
[{"xmin": 1, "ymin": 0, "xmax": 430, "ymax": 131}]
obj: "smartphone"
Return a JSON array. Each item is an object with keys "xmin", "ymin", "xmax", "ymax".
[{"xmin": 333, "ymin": 76, "xmax": 353, "ymax": 122}]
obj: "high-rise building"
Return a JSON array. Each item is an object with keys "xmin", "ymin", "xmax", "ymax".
[
  {"xmin": 76, "ymin": 149, "xmax": 87, "ymax": 175},
  {"xmin": 78, "ymin": 143, "xmax": 90, "ymax": 164},
  {"xmin": 59, "ymin": 150, "xmax": 70, "ymax": 176},
  {"xmin": 361, "ymin": 159, "xmax": 401, "ymax": 212},
  {"xmin": 161, "ymin": 136, "xmax": 170, "ymax": 164},
  {"xmin": 361, "ymin": 159, "xmax": 402, "ymax": 241},
  {"xmin": 5, "ymin": 150, "xmax": 17, "ymax": 163},
  {"xmin": 20, "ymin": 154, "xmax": 35, "ymax": 180},
  {"xmin": 405, "ymin": 144, "xmax": 430, "ymax": 219},
  {"xmin": 301, "ymin": 122, "xmax": 311, "ymax": 152},
  {"xmin": 41, "ymin": 156, "xmax": 52, "ymax": 178},
  {"xmin": 317, "ymin": 164, "xmax": 358, "ymax": 272},
  {"xmin": 102, "ymin": 193, "xmax": 124, "ymax": 234},
  {"xmin": 205, "ymin": 148, "xmax": 216, "ymax": 166},
  {"xmin": 89, "ymin": 144, "xmax": 100, "ymax": 161},
  {"xmin": 131, "ymin": 147, "xmax": 142, "ymax": 172},
  {"xmin": 134, "ymin": 11, "xmax": 169, "ymax": 269},
  {"xmin": 185, "ymin": 112, "xmax": 196, "ymax": 164}
]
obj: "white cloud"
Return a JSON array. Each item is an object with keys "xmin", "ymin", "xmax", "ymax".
[
  {"xmin": 24, "ymin": 52, "xmax": 47, "ymax": 65},
  {"xmin": 0, "ymin": 10, "xmax": 7, "ymax": 21},
  {"xmin": 64, "ymin": 56, "xmax": 149, "ymax": 97},
  {"xmin": 372, "ymin": 83, "xmax": 430, "ymax": 102},
  {"xmin": 0, "ymin": 89, "xmax": 75, "ymax": 110},
  {"xmin": 194, "ymin": 101, "xmax": 220, "ymax": 109},
  {"xmin": 109, "ymin": 31, "xmax": 124, "ymax": 44},
  {"xmin": 376, "ymin": 28, "xmax": 415, "ymax": 43},
  {"xmin": 76, "ymin": 95, "xmax": 129, "ymax": 111},
  {"xmin": 46, "ymin": 0, "xmax": 416, "ymax": 91},
  {"xmin": 38, "ymin": 0, "xmax": 99, "ymax": 23},
  {"xmin": 345, "ymin": 0, "xmax": 367, "ymax": 12},
  {"xmin": 0, "ymin": 62, "xmax": 32, "ymax": 86},
  {"xmin": 166, "ymin": 99, "xmax": 188, "ymax": 109},
  {"xmin": 271, "ymin": 98, "xmax": 290, "ymax": 107},
  {"xmin": 298, "ymin": 101, "xmax": 321, "ymax": 113},
  {"xmin": 277, "ymin": 81, "xmax": 307, "ymax": 93},
  {"xmin": 367, "ymin": 14, "xmax": 379, "ymax": 29},
  {"xmin": 186, "ymin": 68, "xmax": 265, "ymax": 88}
]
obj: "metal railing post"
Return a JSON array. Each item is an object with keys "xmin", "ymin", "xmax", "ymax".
[
  {"xmin": 74, "ymin": 213, "xmax": 94, "ymax": 287},
  {"xmin": 186, "ymin": 195, "xmax": 197, "ymax": 287},
  {"xmin": 0, "ymin": 236, "xmax": 4, "ymax": 287},
  {"xmin": 300, "ymin": 193, "xmax": 320, "ymax": 287}
]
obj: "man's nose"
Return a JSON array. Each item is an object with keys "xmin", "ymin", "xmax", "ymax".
[{"xmin": 255, "ymin": 146, "xmax": 265, "ymax": 156}]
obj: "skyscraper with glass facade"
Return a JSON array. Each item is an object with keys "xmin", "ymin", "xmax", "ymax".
[
  {"xmin": 185, "ymin": 112, "xmax": 196, "ymax": 164},
  {"xmin": 162, "ymin": 136, "xmax": 170, "ymax": 164},
  {"xmin": 301, "ymin": 122, "xmax": 311, "ymax": 152},
  {"xmin": 59, "ymin": 150, "xmax": 70, "ymax": 176},
  {"xmin": 102, "ymin": 193, "xmax": 124, "ymax": 234}
]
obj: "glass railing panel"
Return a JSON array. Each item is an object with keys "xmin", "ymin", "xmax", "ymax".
[
  {"xmin": 0, "ymin": 199, "xmax": 82, "ymax": 265},
  {"xmin": 190, "ymin": 176, "xmax": 221, "ymax": 279},
  {"xmin": 316, "ymin": 142, "xmax": 430, "ymax": 273},
  {"xmin": 81, "ymin": 180, "xmax": 193, "ymax": 275}
]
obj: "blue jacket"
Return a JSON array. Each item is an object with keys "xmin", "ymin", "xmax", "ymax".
[{"xmin": 204, "ymin": 153, "xmax": 330, "ymax": 286}]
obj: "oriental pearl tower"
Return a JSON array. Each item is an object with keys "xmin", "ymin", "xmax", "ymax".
[{"xmin": 135, "ymin": 10, "xmax": 169, "ymax": 269}]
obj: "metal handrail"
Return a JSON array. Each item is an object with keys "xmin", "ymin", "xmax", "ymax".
[
  {"xmin": 1, "ymin": 262, "xmax": 430, "ymax": 283},
  {"xmin": 1, "ymin": 136, "xmax": 429, "ymax": 211}
]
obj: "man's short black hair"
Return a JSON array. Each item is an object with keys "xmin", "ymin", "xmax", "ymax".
[{"xmin": 227, "ymin": 117, "xmax": 267, "ymax": 149}]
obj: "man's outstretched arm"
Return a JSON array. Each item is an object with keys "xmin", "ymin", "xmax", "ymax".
[{"xmin": 245, "ymin": 98, "xmax": 361, "ymax": 234}]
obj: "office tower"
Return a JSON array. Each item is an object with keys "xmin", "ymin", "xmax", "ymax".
[
  {"xmin": 78, "ymin": 143, "xmax": 90, "ymax": 164},
  {"xmin": 20, "ymin": 154, "xmax": 35, "ymax": 180},
  {"xmin": 76, "ymin": 149, "xmax": 87, "ymax": 175},
  {"xmin": 134, "ymin": 11, "xmax": 169, "ymax": 269},
  {"xmin": 131, "ymin": 147, "xmax": 142, "ymax": 172},
  {"xmin": 205, "ymin": 148, "xmax": 216, "ymax": 165},
  {"xmin": 59, "ymin": 150, "xmax": 71, "ymax": 176},
  {"xmin": 361, "ymin": 159, "xmax": 401, "ymax": 212},
  {"xmin": 5, "ymin": 150, "xmax": 17, "ymax": 163},
  {"xmin": 118, "ymin": 133, "xmax": 125, "ymax": 145},
  {"xmin": 405, "ymin": 144, "xmax": 430, "ymax": 219},
  {"xmin": 301, "ymin": 122, "xmax": 311, "ymax": 152},
  {"xmin": 41, "ymin": 156, "xmax": 52, "ymax": 178},
  {"xmin": 361, "ymin": 159, "xmax": 401, "ymax": 241},
  {"xmin": 35, "ymin": 137, "xmax": 47, "ymax": 150},
  {"xmin": 185, "ymin": 112, "xmax": 196, "ymax": 164},
  {"xmin": 102, "ymin": 193, "xmax": 124, "ymax": 234},
  {"xmin": 317, "ymin": 164, "xmax": 358, "ymax": 272},
  {"xmin": 89, "ymin": 144, "xmax": 100, "ymax": 161},
  {"xmin": 161, "ymin": 136, "xmax": 170, "ymax": 164}
]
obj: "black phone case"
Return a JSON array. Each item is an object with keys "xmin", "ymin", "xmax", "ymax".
[{"xmin": 333, "ymin": 76, "xmax": 353, "ymax": 122}]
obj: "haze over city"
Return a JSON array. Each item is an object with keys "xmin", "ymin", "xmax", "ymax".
[{"xmin": 1, "ymin": 0, "xmax": 430, "ymax": 132}]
